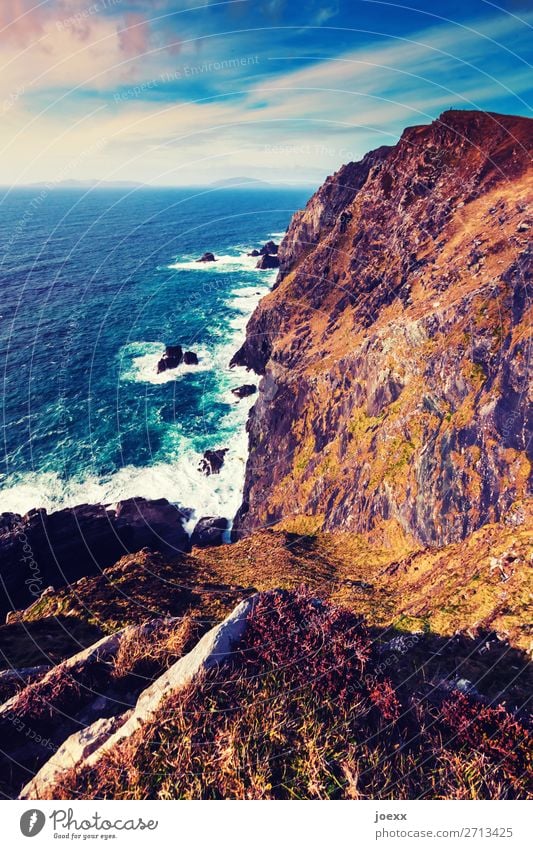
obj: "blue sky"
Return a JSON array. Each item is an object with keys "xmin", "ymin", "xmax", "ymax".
[{"xmin": 0, "ymin": 0, "xmax": 531, "ymax": 185}]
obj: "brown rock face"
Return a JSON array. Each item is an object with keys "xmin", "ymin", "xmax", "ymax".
[{"xmin": 233, "ymin": 110, "xmax": 532, "ymax": 546}]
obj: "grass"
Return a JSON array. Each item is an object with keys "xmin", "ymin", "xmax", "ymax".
[
  {"xmin": 0, "ymin": 616, "xmax": 202, "ymax": 798},
  {"xmin": 48, "ymin": 590, "xmax": 532, "ymax": 800},
  {"xmin": 4, "ymin": 511, "xmax": 532, "ymax": 668},
  {"xmin": 4, "ymin": 617, "xmax": 200, "ymax": 738}
]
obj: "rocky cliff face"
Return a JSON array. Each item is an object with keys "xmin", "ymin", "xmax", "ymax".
[
  {"xmin": 233, "ymin": 110, "xmax": 532, "ymax": 546},
  {"xmin": 0, "ymin": 498, "xmax": 190, "ymax": 616}
]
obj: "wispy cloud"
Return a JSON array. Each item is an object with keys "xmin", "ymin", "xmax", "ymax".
[
  {"xmin": 117, "ymin": 12, "xmax": 152, "ymax": 57},
  {"xmin": 0, "ymin": 1, "xmax": 530, "ymax": 185}
]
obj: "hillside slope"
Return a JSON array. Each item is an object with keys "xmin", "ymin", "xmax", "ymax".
[
  {"xmin": 232, "ymin": 110, "xmax": 532, "ymax": 546},
  {"xmin": 7, "ymin": 590, "xmax": 533, "ymax": 800}
]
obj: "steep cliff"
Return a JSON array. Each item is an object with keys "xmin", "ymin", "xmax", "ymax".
[{"xmin": 232, "ymin": 110, "xmax": 532, "ymax": 545}]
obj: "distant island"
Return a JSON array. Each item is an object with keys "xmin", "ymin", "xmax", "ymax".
[{"xmin": 209, "ymin": 176, "xmax": 279, "ymax": 188}]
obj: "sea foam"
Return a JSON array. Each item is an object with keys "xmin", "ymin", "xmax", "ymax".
[
  {"xmin": 167, "ymin": 251, "xmax": 260, "ymax": 273},
  {"xmin": 0, "ymin": 245, "xmax": 275, "ymax": 529}
]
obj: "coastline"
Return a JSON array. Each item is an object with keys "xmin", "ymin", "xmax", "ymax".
[
  {"xmin": 0, "ymin": 237, "xmax": 285, "ymax": 616},
  {"xmin": 0, "ymin": 241, "xmax": 281, "ymax": 533}
]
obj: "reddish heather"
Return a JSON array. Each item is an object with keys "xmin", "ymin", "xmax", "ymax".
[{"xmin": 48, "ymin": 590, "xmax": 532, "ymax": 800}]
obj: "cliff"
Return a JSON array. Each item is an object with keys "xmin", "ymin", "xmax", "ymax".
[{"xmin": 232, "ymin": 110, "xmax": 532, "ymax": 546}]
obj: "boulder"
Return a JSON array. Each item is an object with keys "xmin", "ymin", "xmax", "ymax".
[
  {"xmin": 0, "ymin": 498, "xmax": 193, "ymax": 618},
  {"xmin": 191, "ymin": 516, "xmax": 229, "ymax": 548},
  {"xmin": 231, "ymin": 384, "xmax": 257, "ymax": 399},
  {"xmin": 183, "ymin": 350, "xmax": 199, "ymax": 365},
  {"xmin": 259, "ymin": 240, "xmax": 279, "ymax": 255},
  {"xmin": 157, "ymin": 344, "xmax": 183, "ymax": 373},
  {"xmin": 0, "ymin": 504, "xmax": 126, "ymax": 617},
  {"xmin": 197, "ymin": 252, "xmax": 216, "ymax": 262},
  {"xmin": 21, "ymin": 713, "xmax": 131, "ymax": 797},
  {"xmin": 247, "ymin": 249, "xmax": 260, "ymax": 257},
  {"xmin": 256, "ymin": 253, "xmax": 280, "ymax": 269},
  {"xmin": 199, "ymin": 448, "xmax": 228, "ymax": 476},
  {"xmin": 114, "ymin": 498, "xmax": 191, "ymax": 556}
]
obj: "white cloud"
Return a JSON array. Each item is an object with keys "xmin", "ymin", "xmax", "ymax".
[{"xmin": 0, "ymin": 8, "xmax": 530, "ymax": 185}]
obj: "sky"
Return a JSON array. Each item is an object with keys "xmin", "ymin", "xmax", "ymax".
[{"xmin": 0, "ymin": 0, "xmax": 531, "ymax": 187}]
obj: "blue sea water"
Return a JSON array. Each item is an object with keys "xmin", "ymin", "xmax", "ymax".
[{"xmin": 0, "ymin": 186, "xmax": 310, "ymax": 527}]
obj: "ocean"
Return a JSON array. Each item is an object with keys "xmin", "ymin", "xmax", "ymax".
[{"xmin": 0, "ymin": 186, "xmax": 310, "ymax": 530}]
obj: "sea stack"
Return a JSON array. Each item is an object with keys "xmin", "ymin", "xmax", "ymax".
[
  {"xmin": 157, "ymin": 345, "xmax": 183, "ymax": 373},
  {"xmin": 256, "ymin": 254, "xmax": 280, "ymax": 269},
  {"xmin": 231, "ymin": 384, "xmax": 257, "ymax": 399}
]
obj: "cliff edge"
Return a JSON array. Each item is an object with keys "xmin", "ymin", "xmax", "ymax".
[{"xmin": 232, "ymin": 110, "xmax": 532, "ymax": 546}]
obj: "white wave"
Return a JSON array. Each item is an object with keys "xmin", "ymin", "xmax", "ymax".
[
  {"xmin": 0, "ymin": 389, "xmax": 257, "ymax": 534},
  {"xmin": 120, "ymin": 276, "xmax": 272, "ymax": 387},
  {"xmin": 1, "ymin": 235, "xmax": 278, "ymax": 529},
  {"xmin": 120, "ymin": 342, "xmax": 214, "ymax": 385},
  {"xmin": 227, "ymin": 284, "xmax": 271, "ymax": 314},
  {"xmin": 168, "ymin": 251, "xmax": 259, "ymax": 272}
]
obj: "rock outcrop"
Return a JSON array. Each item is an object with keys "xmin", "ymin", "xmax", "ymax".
[
  {"xmin": 276, "ymin": 145, "xmax": 390, "ymax": 282},
  {"xmin": 0, "ymin": 498, "xmax": 191, "ymax": 616},
  {"xmin": 256, "ymin": 253, "xmax": 280, "ymax": 269},
  {"xmin": 259, "ymin": 240, "xmax": 279, "ymax": 255},
  {"xmin": 191, "ymin": 516, "xmax": 229, "ymax": 547},
  {"xmin": 19, "ymin": 595, "xmax": 257, "ymax": 799},
  {"xmin": 157, "ymin": 344, "xmax": 183, "ymax": 373},
  {"xmin": 199, "ymin": 448, "xmax": 228, "ymax": 476},
  {"xmin": 157, "ymin": 346, "xmax": 198, "ymax": 372},
  {"xmin": 231, "ymin": 384, "xmax": 257, "ymax": 399},
  {"xmin": 248, "ymin": 241, "xmax": 279, "ymax": 258},
  {"xmin": 233, "ymin": 111, "xmax": 532, "ymax": 546},
  {"xmin": 113, "ymin": 497, "xmax": 191, "ymax": 556},
  {"xmin": 197, "ymin": 252, "xmax": 216, "ymax": 262},
  {"xmin": 0, "ymin": 623, "xmax": 147, "ymax": 796}
]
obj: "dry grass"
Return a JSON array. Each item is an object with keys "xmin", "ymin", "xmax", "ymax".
[
  {"xmin": 48, "ymin": 590, "xmax": 532, "ymax": 801},
  {"xmin": 4, "ymin": 512, "xmax": 531, "ymax": 673},
  {"xmin": 111, "ymin": 616, "xmax": 200, "ymax": 683},
  {"xmin": 0, "ymin": 616, "xmax": 202, "ymax": 798}
]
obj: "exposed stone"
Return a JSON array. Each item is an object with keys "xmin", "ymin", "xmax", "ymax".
[
  {"xmin": 0, "ymin": 499, "xmax": 191, "ymax": 616},
  {"xmin": 259, "ymin": 240, "xmax": 279, "ymax": 255},
  {"xmin": 191, "ymin": 516, "xmax": 229, "ymax": 548},
  {"xmin": 199, "ymin": 448, "xmax": 228, "ymax": 476},
  {"xmin": 183, "ymin": 350, "xmax": 199, "ymax": 365},
  {"xmin": 197, "ymin": 252, "xmax": 216, "ymax": 262},
  {"xmin": 19, "ymin": 595, "xmax": 258, "ymax": 798},
  {"xmin": 233, "ymin": 110, "xmax": 533, "ymax": 546},
  {"xmin": 113, "ymin": 497, "xmax": 191, "ymax": 557},
  {"xmin": 231, "ymin": 384, "xmax": 257, "ymax": 399},
  {"xmin": 256, "ymin": 253, "xmax": 280, "ymax": 269},
  {"xmin": 19, "ymin": 713, "xmax": 132, "ymax": 801},
  {"xmin": 157, "ymin": 344, "xmax": 183, "ymax": 373}
]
